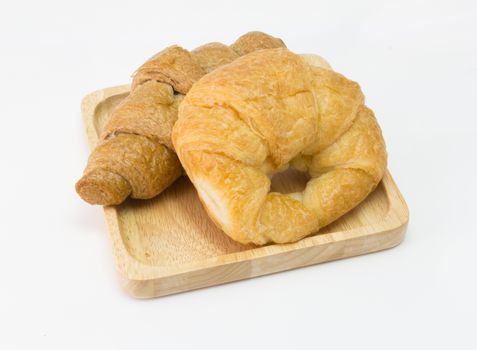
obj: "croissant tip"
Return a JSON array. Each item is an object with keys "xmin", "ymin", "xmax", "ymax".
[{"xmin": 75, "ymin": 171, "xmax": 131, "ymax": 206}]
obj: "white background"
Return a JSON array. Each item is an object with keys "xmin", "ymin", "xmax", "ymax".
[{"xmin": 1, "ymin": 0, "xmax": 476, "ymax": 349}]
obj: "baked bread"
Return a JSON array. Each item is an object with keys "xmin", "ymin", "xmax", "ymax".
[
  {"xmin": 172, "ymin": 48, "xmax": 387, "ymax": 245},
  {"xmin": 76, "ymin": 32, "xmax": 286, "ymax": 205}
]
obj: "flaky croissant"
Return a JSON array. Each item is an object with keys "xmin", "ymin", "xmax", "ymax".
[
  {"xmin": 172, "ymin": 48, "xmax": 387, "ymax": 245},
  {"xmin": 76, "ymin": 31, "xmax": 286, "ymax": 205}
]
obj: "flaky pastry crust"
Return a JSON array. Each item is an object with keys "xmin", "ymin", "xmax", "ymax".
[{"xmin": 172, "ymin": 49, "xmax": 387, "ymax": 245}]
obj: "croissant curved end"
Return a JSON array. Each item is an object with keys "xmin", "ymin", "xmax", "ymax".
[{"xmin": 76, "ymin": 169, "xmax": 131, "ymax": 206}]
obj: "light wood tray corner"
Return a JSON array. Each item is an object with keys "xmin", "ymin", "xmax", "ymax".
[{"xmin": 81, "ymin": 85, "xmax": 409, "ymax": 298}]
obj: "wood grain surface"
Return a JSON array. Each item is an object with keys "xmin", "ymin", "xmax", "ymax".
[{"xmin": 81, "ymin": 85, "xmax": 409, "ymax": 298}]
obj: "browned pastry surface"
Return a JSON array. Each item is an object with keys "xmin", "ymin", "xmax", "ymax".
[
  {"xmin": 76, "ymin": 32, "xmax": 286, "ymax": 205},
  {"xmin": 172, "ymin": 49, "xmax": 387, "ymax": 245},
  {"xmin": 191, "ymin": 43, "xmax": 240, "ymax": 73}
]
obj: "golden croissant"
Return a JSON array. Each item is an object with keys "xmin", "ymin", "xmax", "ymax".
[
  {"xmin": 172, "ymin": 48, "xmax": 387, "ymax": 245},
  {"xmin": 76, "ymin": 31, "xmax": 286, "ymax": 205}
]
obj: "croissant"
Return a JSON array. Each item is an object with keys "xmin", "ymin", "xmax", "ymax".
[
  {"xmin": 172, "ymin": 48, "xmax": 387, "ymax": 245},
  {"xmin": 76, "ymin": 31, "xmax": 286, "ymax": 205}
]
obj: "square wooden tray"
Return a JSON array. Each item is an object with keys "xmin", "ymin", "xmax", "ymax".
[{"xmin": 81, "ymin": 85, "xmax": 409, "ymax": 298}]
